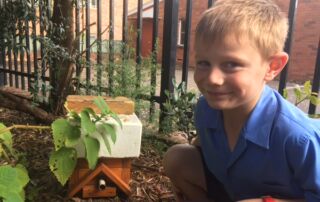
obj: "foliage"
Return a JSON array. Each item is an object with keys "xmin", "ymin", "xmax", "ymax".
[
  {"xmin": 81, "ymin": 41, "xmax": 157, "ymax": 117},
  {"xmin": 162, "ymin": 80, "xmax": 198, "ymax": 138},
  {"xmin": 49, "ymin": 96, "xmax": 122, "ymax": 185},
  {"xmin": 284, "ymin": 80, "xmax": 320, "ymax": 118},
  {"xmin": 0, "ymin": 0, "xmax": 35, "ymax": 48},
  {"xmin": 0, "ymin": 124, "xmax": 30, "ymax": 202},
  {"xmin": 111, "ymin": 44, "xmax": 152, "ymax": 98},
  {"xmin": 0, "ymin": 0, "xmax": 160, "ymax": 119}
]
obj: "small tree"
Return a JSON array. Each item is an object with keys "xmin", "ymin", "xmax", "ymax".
[{"xmin": 48, "ymin": 0, "xmax": 75, "ymax": 114}]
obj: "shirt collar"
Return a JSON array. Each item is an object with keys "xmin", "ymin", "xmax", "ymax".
[
  {"xmin": 243, "ymin": 85, "xmax": 277, "ymax": 149},
  {"xmin": 202, "ymin": 85, "xmax": 278, "ymax": 149}
]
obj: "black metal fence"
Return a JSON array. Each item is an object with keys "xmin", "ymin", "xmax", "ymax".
[{"xmin": 0, "ymin": 0, "xmax": 319, "ymax": 121}]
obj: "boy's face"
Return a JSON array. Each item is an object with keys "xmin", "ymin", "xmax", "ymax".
[{"xmin": 194, "ymin": 35, "xmax": 270, "ymax": 111}]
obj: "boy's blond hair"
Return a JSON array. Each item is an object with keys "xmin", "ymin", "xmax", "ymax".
[{"xmin": 195, "ymin": 0, "xmax": 288, "ymax": 59}]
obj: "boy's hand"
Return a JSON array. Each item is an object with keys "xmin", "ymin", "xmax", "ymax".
[{"xmin": 191, "ymin": 136, "xmax": 201, "ymax": 146}]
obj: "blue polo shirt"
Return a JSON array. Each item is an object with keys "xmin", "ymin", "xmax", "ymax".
[{"xmin": 195, "ymin": 85, "xmax": 320, "ymax": 201}]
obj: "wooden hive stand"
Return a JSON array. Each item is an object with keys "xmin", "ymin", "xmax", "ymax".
[{"xmin": 66, "ymin": 95, "xmax": 136, "ymax": 199}]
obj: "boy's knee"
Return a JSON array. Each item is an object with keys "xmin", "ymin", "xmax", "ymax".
[
  {"xmin": 163, "ymin": 144, "xmax": 198, "ymax": 178},
  {"xmin": 163, "ymin": 144, "xmax": 209, "ymax": 198}
]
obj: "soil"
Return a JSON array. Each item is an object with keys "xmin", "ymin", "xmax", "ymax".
[{"xmin": 0, "ymin": 107, "xmax": 176, "ymax": 202}]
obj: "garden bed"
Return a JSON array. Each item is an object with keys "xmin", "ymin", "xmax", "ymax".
[{"xmin": 0, "ymin": 107, "xmax": 175, "ymax": 202}]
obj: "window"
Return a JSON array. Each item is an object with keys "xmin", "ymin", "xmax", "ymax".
[
  {"xmin": 90, "ymin": 0, "xmax": 97, "ymax": 8},
  {"xmin": 177, "ymin": 19, "xmax": 186, "ymax": 46},
  {"xmin": 79, "ymin": 0, "xmax": 97, "ymax": 8}
]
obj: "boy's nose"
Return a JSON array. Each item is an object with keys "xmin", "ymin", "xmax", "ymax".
[{"xmin": 208, "ymin": 67, "xmax": 224, "ymax": 86}]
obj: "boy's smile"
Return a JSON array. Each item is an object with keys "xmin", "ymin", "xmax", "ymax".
[{"xmin": 194, "ymin": 35, "xmax": 270, "ymax": 113}]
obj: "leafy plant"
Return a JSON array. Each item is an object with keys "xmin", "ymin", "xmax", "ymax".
[
  {"xmin": 0, "ymin": 0, "xmax": 35, "ymax": 48},
  {"xmin": 162, "ymin": 80, "xmax": 198, "ymax": 139},
  {"xmin": 0, "ymin": 123, "xmax": 30, "ymax": 202},
  {"xmin": 284, "ymin": 80, "xmax": 320, "ymax": 118},
  {"xmin": 49, "ymin": 96, "xmax": 122, "ymax": 185}
]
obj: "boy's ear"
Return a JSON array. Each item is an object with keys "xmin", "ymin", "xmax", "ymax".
[{"xmin": 264, "ymin": 52, "xmax": 289, "ymax": 81}]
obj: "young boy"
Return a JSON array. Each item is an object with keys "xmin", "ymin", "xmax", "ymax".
[{"xmin": 163, "ymin": 0, "xmax": 320, "ymax": 201}]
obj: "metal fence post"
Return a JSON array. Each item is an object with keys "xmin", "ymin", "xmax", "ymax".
[
  {"xmin": 0, "ymin": 40, "xmax": 3, "ymax": 86},
  {"xmin": 0, "ymin": 59, "xmax": 3, "ymax": 87},
  {"xmin": 308, "ymin": 38, "xmax": 320, "ymax": 115},
  {"xmin": 159, "ymin": 0, "xmax": 179, "ymax": 130},
  {"xmin": 181, "ymin": 0, "xmax": 192, "ymax": 86},
  {"xmin": 149, "ymin": 0, "xmax": 160, "ymax": 123},
  {"xmin": 278, "ymin": 0, "xmax": 298, "ymax": 95}
]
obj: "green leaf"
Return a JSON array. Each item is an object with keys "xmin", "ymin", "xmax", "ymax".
[
  {"xmin": 49, "ymin": 147, "xmax": 77, "ymax": 185},
  {"xmin": 293, "ymin": 87, "xmax": 302, "ymax": 103},
  {"xmin": 173, "ymin": 90, "xmax": 179, "ymax": 102},
  {"xmin": 0, "ymin": 166, "xmax": 20, "ymax": 192},
  {"xmin": 3, "ymin": 192, "xmax": 23, "ymax": 202},
  {"xmin": 84, "ymin": 136, "xmax": 100, "ymax": 169},
  {"xmin": 110, "ymin": 113, "xmax": 123, "ymax": 129},
  {"xmin": 52, "ymin": 119, "xmax": 81, "ymax": 150},
  {"xmin": 303, "ymin": 80, "xmax": 312, "ymax": 94},
  {"xmin": 311, "ymin": 92, "xmax": 319, "ymax": 97},
  {"xmin": 101, "ymin": 132, "xmax": 112, "ymax": 155},
  {"xmin": 15, "ymin": 164, "xmax": 29, "ymax": 188},
  {"xmin": 82, "ymin": 108, "xmax": 99, "ymax": 120},
  {"xmin": 80, "ymin": 111, "xmax": 96, "ymax": 135},
  {"xmin": 310, "ymin": 95, "xmax": 320, "ymax": 106},
  {"xmin": 68, "ymin": 111, "xmax": 81, "ymax": 123},
  {"xmin": 164, "ymin": 90, "xmax": 170, "ymax": 98},
  {"xmin": 0, "ymin": 165, "xmax": 28, "ymax": 202},
  {"xmin": 283, "ymin": 89, "xmax": 288, "ymax": 99},
  {"xmin": 172, "ymin": 79, "xmax": 178, "ymax": 89},
  {"xmin": 180, "ymin": 82, "xmax": 187, "ymax": 94},
  {"xmin": 0, "ymin": 123, "xmax": 13, "ymax": 153},
  {"xmin": 101, "ymin": 123, "xmax": 116, "ymax": 144},
  {"xmin": 93, "ymin": 96, "xmax": 110, "ymax": 115}
]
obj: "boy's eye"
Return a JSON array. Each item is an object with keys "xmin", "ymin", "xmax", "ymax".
[
  {"xmin": 196, "ymin": 61, "xmax": 211, "ymax": 70},
  {"xmin": 222, "ymin": 62, "xmax": 239, "ymax": 69}
]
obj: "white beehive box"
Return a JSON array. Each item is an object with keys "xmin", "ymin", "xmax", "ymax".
[
  {"xmin": 65, "ymin": 95, "xmax": 142, "ymax": 158},
  {"xmin": 75, "ymin": 113, "xmax": 142, "ymax": 158}
]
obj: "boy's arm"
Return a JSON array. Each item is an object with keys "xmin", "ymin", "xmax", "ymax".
[
  {"xmin": 237, "ymin": 199, "xmax": 305, "ymax": 202},
  {"xmin": 239, "ymin": 131, "xmax": 320, "ymax": 202},
  {"xmin": 285, "ymin": 134, "xmax": 320, "ymax": 201}
]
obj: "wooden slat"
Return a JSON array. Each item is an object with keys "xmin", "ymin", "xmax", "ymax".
[
  {"xmin": 65, "ymin": 95, "xmax": 135, "ymax": 114},
  {"xmin": 68, "ymin": 162, "xmax": 131, "ymax": 198},
  {"xmin": 82, "ymin": 184, "xmax": 117, "ymax": 198}
]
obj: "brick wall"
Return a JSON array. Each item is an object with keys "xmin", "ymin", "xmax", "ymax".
[
  {"xmin": 276, "ymin": 0, "xmax": 320, "ymax": 82},
  {"xmin": 83, "ymin": 1, "xmax": 142, "ymax": 40}
]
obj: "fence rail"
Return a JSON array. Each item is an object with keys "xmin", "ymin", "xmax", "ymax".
[{"xmin": 0, "ymin": 0, "xmax": 319, "ymax": 124}]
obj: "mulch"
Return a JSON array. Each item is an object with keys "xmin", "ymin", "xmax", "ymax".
[{"xmin": 0, "ymin": 107, "xmax": 176, "ymax": 202}]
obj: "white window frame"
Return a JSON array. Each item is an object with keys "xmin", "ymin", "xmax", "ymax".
[
  {"xmin": 79, "ymin": 0, "xmax": 97, "ymax": 8},
  {"xmin": 90, "ymin": 0, "xmax": 97, "ymax": 8},
  {"xmin": 177, "ymin": 19, "xmax": 186, "ymax": 47}
]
